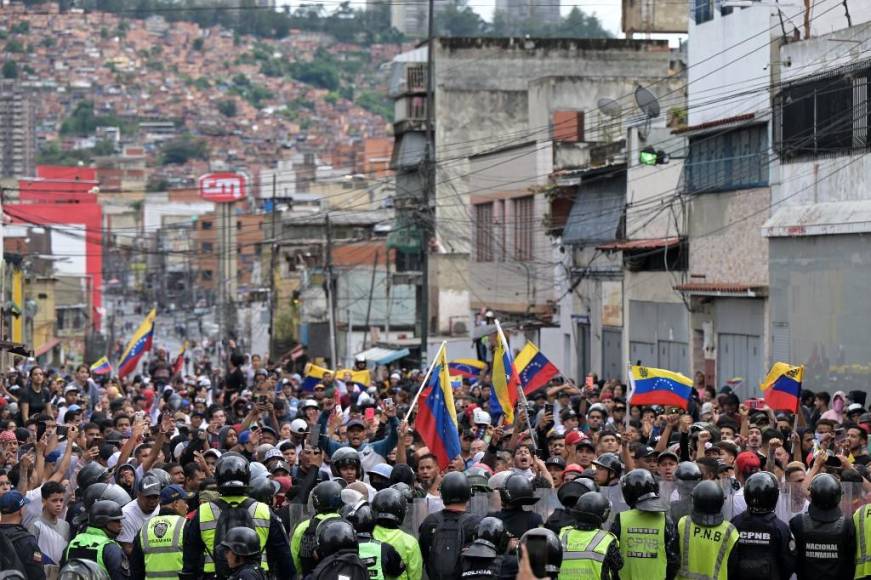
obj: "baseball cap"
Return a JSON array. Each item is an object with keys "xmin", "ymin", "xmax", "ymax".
[
  {"xmin": 264, "ymin": 448, "xmax": 284, "ymax": 463},
  {"xmin": 848, "ymin": 403, "xmax": 865, "ymax": 414},
  {"xmin": 346, "ymin": 419, "xmax": 367, "ymax": 431},
  {"xmin": 66, "ymin": 404, "xmax": 82, "ymax": 414},
  {"xmin": 545, "ymin": 456, "xmax": 566, "ymax": 470},
  {"xmin": 64, "ymin": 385, "xmax": 80, "ymax": 394},
  {"xmin": 0, "ymin": 491, "xmax": 29, "ymax": 514},
  {"xmin": 160, "ymin": 484, "xmax": 194, "ymax": 505},
  {"xmin": 270, "ymin": 460, "xmax": 291, "ymax": 475},
  {"xmin": 657, "ymin": 450, "xmax": 679, "ymax": 463},
  {"xmin": 138, "ymin": 475, "xmax": 162, "ymax": 496},
  {"xmin": 634, "ymin": 446, "xmax": 658, "ymax": 460},
  {"xmin": 735, "ymin": 451, "xmax": 762, "ymax": 476},
  {"xmin": 564, "ymin": 431, "xmax": 585, "ymax": 447}
]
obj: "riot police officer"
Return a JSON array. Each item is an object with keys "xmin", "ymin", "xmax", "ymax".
[
  {"xmin": 341, "ymin": 501, "xmax": 405, "ymax": 579},
  {"xmin": 309, "ymin": 519, "xmax": 369, "ymax": 579},
  {"xmin": 732, "ymin": 471, "xmax": 796, "ymax": 580},
  {"xmin": 611, "ymin": 469, "xmax": 679, "ymax": 580},
  {"xmin": 487, "ymin": 473, "xmax": 543, "ymax": 542},
  {"xmin": 676, "ymin": 480, "xmax": 739, "ymax": 580},
  {"xmin": 670, "ymin": 461, "xmax": 702, "ymax": 524},
  {"xmin": 460, "ymin": 516, "xmax": 518, "ymax": 579},
  {"xmin": 544, "ymin": 478, "xmax": 598, "ymax": 535},
  {"xmin": 63, "ymin": 500, "xmax": 131, "ymax": 579},
  {"xmin": 789, "ymin": 473, "xmax": 856, "ymax": 580},
  {"xmin": 419, "ymin": 472, "xmax": 481, "ymax": 579},
  {"xmin": 519, "ymin": 528, "xmax": 562, "ymax": 580},
  {"xmin": 559, "ymin": 492, "xmax": 622, "ymax": 579},
  {"xmin": 372, "ymin": 487, "xmax": 423, "ymax": 580},
  {"xmin": 221, "ymin": 527, "xmax": 267, "ymax": 580},
  {"xmin": 292, "ymin": 480, "xmax": 343, "ymax": 576}
]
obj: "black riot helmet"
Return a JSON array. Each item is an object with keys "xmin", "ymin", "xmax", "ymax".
[
  {"xmin": 249, "ymin": 478, "xmax": 279, "ymax": 505},
  {"xmin": 77, "ymin": 462, "xmax": 111, "ymax": 494},
  {"xmin": 573, "ymin": 492, "xmax": 611, "ymax": 529},
  {"xmin": 465, "ymin": 466, "xmax": 492, "ymax": 494},
  {"xmin": 476, "ymin": 516, "xmax": 509, "ymax": 555},
  {"xmin": 331, "ymin": 447, "xmax": 363, "ymax": 480},
  {"xmin": 341, "ymin": 502, "xmax": 375, "ymax": 535},
  {"xmin": 311, "ymin": 480, "xmax": 344, "ymax": 514},
  {"xmin": 809, "ymin": 473, "xmax": 843, "ymax": 523},
  {"xmin": 557, "ymin": 479, "xmax": 595, "ymax": 510},
  {"xmin": 620, "ymin": 468, "xmax": 665, "ymax": 512},
  {"xmin": 520, "ymin": 528, "xmax": 563, "ymax": 580},
  {"xmin": 592, "ymin": 453, "xmax": 624, "ymax": 480},
  {"xmin": 372, "ymin": 488, "xmax": 407, "ymax": 526},
  {"xmin": 744, "ymin": 471, "xmax": 779, "ymax": 514},
  {"xmin": 440, "ymin": 471, "xmax": 471, "ymax": 505},
  {"xmin": 215, "ymin": 455, "xmax": 250, "ymax": 494},
  {"xmin": 691, "ymin": 480, "xmax": 725, "ymax": 526},
  {"xmin": 502, "ymin": 473, "xmax": 540, "ymax": 507},
  {"xmin": 219, "ymin": 526, "xmax": 262, "ymax": 557},
  {"xmin": 89, "ymin": 500, "xmax": 124, "ymax": 529},
  {"xmin": 676, "ymin": 461, "xmax": 703, "ymax": 482},
  {"xmin": 316, "ymin": 519, "xmax": 358, "ymax": 556},
  {"xmin": 84, "ymin": 483, "xmax": 132, "ymax": 511}
]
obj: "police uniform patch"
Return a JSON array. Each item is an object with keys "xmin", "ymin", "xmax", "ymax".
[
  {"xmin": 121, "ymin": 557, "xmax": 130, "ymax": 572},
  {"xmin": 32, "ymin": 551, "xmax": 42, "ymax": 563},
  {"xmin": 154, "ymin": 521, "xmax": 169, "ymax": 539}
]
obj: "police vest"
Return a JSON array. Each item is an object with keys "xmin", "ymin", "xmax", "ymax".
[
  {"xmin": 359, "ymin": 539, "xmax": 384, "ymax": 580},
  {"xmin": 199, "ymin": 496, "xmax": 271, "ymax": 574},
  {"xmin": 558, "ymin": 528, "xmax": 615, "ymax": 579},
  {"xmin": 139, "ymin": 514, "xmax": 185, "ymax": 580},
  {"xmin": 618, "ymin": 509, "xmax": 668, "ymax": 580},
  {"xmin": 677, "ymin": 516, "xmax": 738, "ymax": 580},
  {"xmin": 855, "ymin": 504, "xmax": 871, "ymax": 578},
  {"xmin": 64, "ymin": 527, "xmax": 116, "ymax": 573},
  {"xmin": 373, "ymin": 525, "xmax": 421, "ymax": 580}
]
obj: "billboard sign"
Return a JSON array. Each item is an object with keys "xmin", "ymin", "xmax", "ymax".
[{"xmin": 198, "ymin": 172, "xmax": 247, "ymax": 203}]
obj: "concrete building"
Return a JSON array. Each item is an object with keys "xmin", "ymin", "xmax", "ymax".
[{"xmin": 0, "ymin": 80, "xmax": 36, "ymax": 178}]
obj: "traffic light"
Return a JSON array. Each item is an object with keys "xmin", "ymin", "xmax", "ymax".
[{"xmin": 640, "ymin": 146, "xmax": 670, "ymax": 166}]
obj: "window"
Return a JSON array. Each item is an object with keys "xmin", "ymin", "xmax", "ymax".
[
  {"xmin": 693, "ymin": 0, "xmax": 714, "ymax": 23},
  {"xmin": 686, "ymin": 124, "xmax": 769, "ymax": 193},
  {"xmin": 202, "ymin": 242, "xmax": 213, "ymax": 253},
  {"xmin": 776, "ymin": 66, "xmax": 869, "ymax": 161},
  {"xmin": 202, "ymin": 270, "xmax": 213, "ymax": 281},
  {"xmin": 475, "ymin": 203, "xmax": 494, "ymax": 262},
  {"xmin": 201, "ymin": 221, "xmax": 213, "ymax": 230},
  {"xmin": 513, "ymin": 196, "xmax": 535, "ymax": 261}
]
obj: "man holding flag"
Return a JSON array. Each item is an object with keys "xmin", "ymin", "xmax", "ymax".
[{"xmin": 118, "ymin": 308, "xmax": 157, "ymax": 379}]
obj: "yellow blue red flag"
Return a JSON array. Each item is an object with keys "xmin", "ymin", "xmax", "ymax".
[
  {"xmin": 118, "ymin": 308, "xmax": 156, "ymax": 378},
  {"xmin": 760, "ymin": 362, "xmax": 803, "ymax": 412},
  {"xmin": 416, "ymin": 346, "xmax": 461, "ymax": 469},
  {"xmin": 491, "ymin": 322, "xmax": 519, "ymax": 424},
  {"xmin": 90, "ymin": 356, "xmax": 112, "ymax": 375},
  {"xmin": 628, "ymin": 365, "xmax": 693, "ymax": 410}
]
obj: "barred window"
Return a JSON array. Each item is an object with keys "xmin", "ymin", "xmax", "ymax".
[
  {"xmin": 513, "ymin": 196, "xmax": 535, "ymax": 262},
  {"xmin": 475, "ymin": 202, "xmax": 493, "ymax": 262}
]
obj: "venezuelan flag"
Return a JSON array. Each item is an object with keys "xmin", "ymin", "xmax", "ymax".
[
  {"xmin": 302, "ymin": 363, "xmax": 332, "ymax": 391},
  {"xmin": 118, "ymin": 309, "xmax": 156, "ymax": 379},
  {"xmin": 89, "ymin": 356, "xmax": 112, "ymax": 376},
  {"xmin": 336, "ymin": 368, "xmax": 371, "ymax": 389},
  {"xmin": 416, "ymin": 346, "xmax": 461, "ymax": 469},
  {"xmin": 515, "ymin": 342, "xmax": 559, "ymax": 395},
  {"xmin": 760, "ymin": 362, "xmax": 803, "ymax": 412},
  {"xmin": 172, "ymin": 341, "xmax": 188, "ymax": 376},
  {"xmin": 628, "ymin": 365, "xmax": 693, "ymax": 410},
  {"xmin": 448, "ymin": 359, "xmax": 487, "ymax": 380},
  {"xmin": 491, "ymin": 323, "xmax": 519, "ymax": 424}
]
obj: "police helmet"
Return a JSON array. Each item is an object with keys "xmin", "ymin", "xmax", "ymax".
[
  {"xmin": 249, "ymin": 461, "xmax": 269, "ymax": 483},
  {"xmin": 311, "ymin": 480, "xmax": 344, "ymax": 514},
  {"xmin": 316, "ymin": 519, "xmax": 358, "ymax": 555},
  {"xmin": 557, "ymin": 479, "xmax": 596, "ymax": 510},
  {"xmin": 573, "ymin": 492, "xmax": 611, "ymax": 529},
  {"xmin": 675, "ymin": 461, "xmax": 703, "ymax": 496},
  {"xmin": 488, "ymin": 470, "xmax": 513, "ymax": 498},
  {"xmin": 691, "ymin": 480, "xmax": 725, "ymax": 526},
  {"xmin": 372, "ymin": 488, "xmax": 407, "ymax": 525},
  {"xmin": 440, "ymin": 472, "xmax": 471, "ymax": 505},
  {"xmin": 809, "ymin": 473, "xmax": 843, "ymax": 523},
  {"xmin": 331, "ymin": 447, "xmax": 362, "ymax": 479},
  {"xmin": 502, "ymin": 473, "xmax": 540, "ymax": 506},
  {"xmin": 77, "ymin": 462, "xmax": 111, "ymax": 492},
  {"xmin": 520, "ymin": 528, "xmax": 562, "ymax": 579},
  {"xmin": 465, "ymin": 466, "xmax": 492, "ymax": 494},
  {"xmin": 215, "ymin": 455, "xmax": 251, "ymax": 494},
  {"xmin": 389, "ymin": 482, "xmax": 415, "ymax": 503},
  {"xmin": 620, "ymin": 468, "xmax": 665, "ymax": 512},
  {"xmin": 744, "ymin": 471, "xmax": 779, "ymax": 514},
  {"xmin": 341, "ymin": 501, "xmax": 375, "ymax": 534},
  {"xmin": 89, "ymin": 500, "xmax": 124, "ymax": 528},
  {"xmin": 592, "ymin": 453, "xmax": 624, "ymax": 479},
  {"xmin": 249, "ymin": 477, "xmax": 279, "ymax": 504},
  {"xmin": 476, "ymin": 516, "xmax": 509, "ymax": 555},
  {"xmin": 147, "ymin": 468, "xmax": 172, "ymax": 490},
  {"xmin": 84, "ymin": 483, "xmax": 132, "ymax": 511},
  {"xmin": 219, "ymin": 526, "xmax": 262, "ymax": 557},
  {"xmin": 59, "ymin": 559, "xmax": 110, "ymax": 580}
]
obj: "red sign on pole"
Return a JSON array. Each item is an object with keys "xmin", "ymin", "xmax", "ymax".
[{"xmin": 198, "ymin": 172, "xmax": 247, "ymax": 203}]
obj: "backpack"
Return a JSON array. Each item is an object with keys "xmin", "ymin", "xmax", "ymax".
[
  {"xmin": 428, "ymin": 513, "xmax": 474, "ymax": 579},
  {"xmin": 299, "ymin": 514, "xmax": 326, "ymax": 574},
  {"xmin": 209, "ymin": 498, "xmax": 260, "ymax": 577},
  {"xmin": 0, "ymin": 528, "xmax": 29, "ymax": 578},
  {"xmin": 310, "ymin": 552, "xmax": 370, "ymax": 580}
]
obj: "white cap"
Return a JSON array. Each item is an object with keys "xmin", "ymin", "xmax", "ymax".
[
  {"xmin": 290, "ymin": 418, "xmax": 309, "ymax": 435},
  {"xmin": 473, "ymin": 408, "xmax": 491, "ymax": 426}
]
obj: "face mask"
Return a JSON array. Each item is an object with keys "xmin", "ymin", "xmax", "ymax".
[{"xmin": 814, "ymin": 432, "xmax": 826, "ymax": 442}]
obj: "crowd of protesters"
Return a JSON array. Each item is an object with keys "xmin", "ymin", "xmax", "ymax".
[{"xmin": 0, "ymin": 339, "xmax": 870, "ymax": 579}]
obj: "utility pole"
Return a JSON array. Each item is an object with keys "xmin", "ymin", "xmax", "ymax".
[
  {"xmin": 362, "ymin": 250, "xmax": 379, "ymax": 350},
  {"xmin": 420, "ymin": 0, "xmax": 436, "ymax": 367},
  {"xmin": 268, "ymin": 173, "xmax": 278, "ymax": 360},
  {"xmin": 324, "ymin": 214, "xmax": 338, "ymax": 368}
]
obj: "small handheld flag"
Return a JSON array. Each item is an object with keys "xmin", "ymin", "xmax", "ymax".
[
  {"xmin": 760, "ymin": 362, "xmax": 803, "ymax": 412},
  {"xmin": 515, "ymin": 342, "xmax": 560, "ymax": 395},
  {"xmin": 89, "ymin": 357, "xmax": 112, "ymax": 376},
  {"xmin": 118, "ymin": 309, "xmax": 156, "ymax": 379},
  {"xmin": 448, "ymin": 359, "xmax": 487, "ymax": 380},
  {"xmin": 628, "ymin": 365, "xmax": 693, "ymax": 410},
  {"xmin": 415, "ymin": 344, "xmax": 461, "ymax": 469},
  {"xmin": 491, "ymin": 323, "xmax": 519, "ymax": 424},
  {"xmin": 172, "ymin": 341, "xmax": 188, "ymax": 376}
]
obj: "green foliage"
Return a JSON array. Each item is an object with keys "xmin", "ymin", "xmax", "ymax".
[
  {"xmin": 41, "ymin": 37, "xmax": 55, "ymax": 48},
  {"xmin": 437, "ymin": 5, "xmax": 485, "ymax": 37},
  {"xmin": 192, "ymin": 37, "xmax": 204, "ymax": 51},
  {"xmin": 355, "ymin": 91, "xmax": 392, "ymax": 121},
  {"xmin": 193, "ymin": 77, "xmax": 211, "ymax": 90},
  {"xmin": 2, "ymin": 60, "xmax": 17, "ymax": 79},
  {"xmin": 59, "ymin": 101, "xmax": 138, "ymax": 137},
  {"xmin": 146, "ymin": 175, "xmax": 170, "ymax": 192},
  {"xmin": 288, "ymin": 60, "xmax": 340, "ymax": 92},
  {"xmin": 217, "ymin": 99, "xmax": 237, "ymax": 117},
  {"xmin": 5, "ymin": 39, "xmax": 24, "ymax": 53},
  {"xmin": 159, "ymin": 134, "xmax": 209, "ymax": 165},
  {"xmin": 11, "ymin": 21, "xmax": 30, "ymax": 34},
  {"xmin": 37, "ymin": 140, "xmax": 115, "ymax": 166}
]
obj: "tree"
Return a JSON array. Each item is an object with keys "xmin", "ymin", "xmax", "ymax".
[
  {"xmin": 5, "ymin": 39, "xmax": 24, "ymax": 53},
  {"xmin": 192, "ymin": 37, "xmax": 204, "ymax": 51},
  {"xmin": 438, "ymin": 5, "xmax": 485, "ymax": 37},
  {"xmin": 159, "ymin": 135, "xmax": 209, "ymax": 165},
  {"xmin": 217, "ymin": 99, "xmax": 237, "ymax": 117},
  {"xmin": 2, "ymin": 60, "xmax": 17, "ymax": 79}
]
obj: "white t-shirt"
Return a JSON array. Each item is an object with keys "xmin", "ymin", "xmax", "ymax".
[
  {"xmin": 22, "ymin": 486, "xmax": 43, "ymax": 529},
  {"xmin": 29, "ymin": 514, "xmax": 70, "ymax": 565},
  {"xmin": 117, "ymin": 500, "xmax": 158, "ymax": 544}
]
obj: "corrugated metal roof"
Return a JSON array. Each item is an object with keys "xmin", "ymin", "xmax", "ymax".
[
  {"xmin": 763, "ymin": 201, "xmax": 871, "ymax": 237},
  {"xmin": 597, "ymin": 237, "xmax": 680, "ymax": 251},
  {"xmin": 674, "ymin": 282, "xmax": 767, "ymax": 296},
  {"xmin": 672, "ymin": 113, "xmax": 757, "ymax": 135}
]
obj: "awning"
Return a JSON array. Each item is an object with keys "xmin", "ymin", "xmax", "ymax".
[
  {"xmin": 34, "ymin": 337, "xmax": 60, "ymax": 358},
  {"xmin": 563, "ymin": 184, "xmax": 625, "ymax": 246},
  {"xmin": 356, "ymin": 346, "xmax": 411, "ymax": 365},
  {"xmin": 763, "ymin": 200, "xmax": 871, "ymax": 238},
  {"xmin": 674, "ymin": 282, "xmax": 767, "ymax": 297},
  {"xmin": 597, "ymin": 237, "xmax": 681, "ymax": 251}
]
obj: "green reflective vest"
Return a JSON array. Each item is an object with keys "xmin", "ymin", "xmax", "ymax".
[
  {"xmin": 618, "ymin": 509, "xmax": 668, "ymax": 580},
  {"xmin": 373, "ymin": 525, "xmax": 423, "ymax": 580},
  {"xmin": 676, "ymin": 516, "xmax": 738, "ymax": 580},
  {"xmin": 558, "ymin": 528, "xmax": 616, "ymax": 579},
  {"xmin": 139, "ymin": 514, "xmax": 185, "ymax": 580},
  {"xmin": 199, "ymin": 496, "xmax": 271, "ymax": 574},
  {"xmin": 291, "ymin": 512, "xmax": 341, "ymax": 575},
  {"xmin": 853, "ymin": 504, "xmax": 871, "ymax": 578},
  {"xmin": 359, "ymin": 539, "xmax": 385, "ymax": 580},
  {"xmin": 64, "ymin": 527, "xmax": 115, "ymax": 573}
]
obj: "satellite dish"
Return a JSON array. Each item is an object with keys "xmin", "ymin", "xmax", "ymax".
[
  {"xmin": 635, "ymin": 85, "xmax": 661, "ymax": 119},
  {"xmin": 597, "ymin": 97, "xmax": 622, "ymax": 118}
]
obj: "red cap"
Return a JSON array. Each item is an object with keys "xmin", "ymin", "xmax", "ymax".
[
  {"xmin": 564, "ymin": 463, "xmax": 584, "ymax": 475},
  {"xmin": 735, "ymin": 451, "xmax": 761, "ymax": 476},
  {"xmin": 565, "ymin": 430, "xmax": 587, "ymax": 447},
  {"xmin": 0, "ymin": 431, "xmax": 16, "ymax": 443}
]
